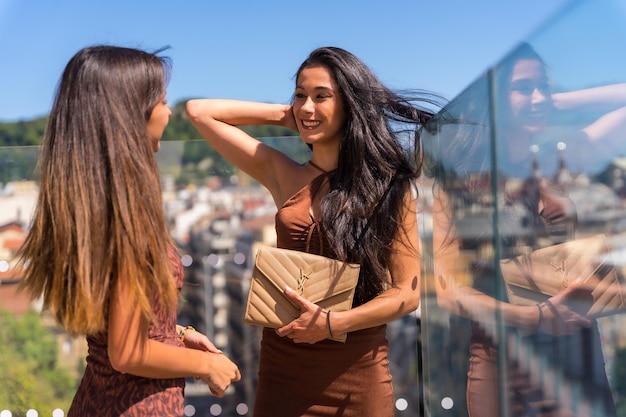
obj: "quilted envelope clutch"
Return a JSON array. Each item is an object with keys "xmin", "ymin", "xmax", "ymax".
[
  {"xmin": 243, "ymin": 244, "xmax": 360, "ymax": 342},
  {"xmin": 500, "ymin": 234, "xmax": 626, "ymax": 318}
]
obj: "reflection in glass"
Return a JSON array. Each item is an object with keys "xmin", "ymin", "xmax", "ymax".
[{"xmin": 421, "ymin": 0, "xmax": 626, "ymax": 416}]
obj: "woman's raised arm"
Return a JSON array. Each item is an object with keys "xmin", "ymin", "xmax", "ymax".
[{"xmin": 186, "ymin": 99, "xmax": 298, "ymax": 196}]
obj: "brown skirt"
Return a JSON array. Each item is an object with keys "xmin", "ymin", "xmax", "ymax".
[
  {"xmin": 253, "ymin": 325, "xmax": 394, "ymax": 417},
  {"xmin": 466, "ymin": 325, "xmax": 616, "ymax": 417}
]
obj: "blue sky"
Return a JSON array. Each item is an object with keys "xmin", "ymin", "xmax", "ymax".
[{"xmin": 0, "ymin": 0, "xmax": 574, "ymax": 122}]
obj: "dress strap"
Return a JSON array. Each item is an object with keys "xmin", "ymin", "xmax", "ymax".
[{"xmin": 308, "ymin": 160, "xmax": 329, "ymax": 174}]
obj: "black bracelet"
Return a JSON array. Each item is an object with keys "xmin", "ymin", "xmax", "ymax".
[
  {"xmin": 326, "ymin": 310, "xmax": 334, "ymax": 339},
  {"xmin": 535, "ymin": 303, "xmax": 543, "ymax": 334}
]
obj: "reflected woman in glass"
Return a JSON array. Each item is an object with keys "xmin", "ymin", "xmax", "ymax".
[{"xmin": 430, "ymin": 42, "xmax": 626, "ymax": 416}]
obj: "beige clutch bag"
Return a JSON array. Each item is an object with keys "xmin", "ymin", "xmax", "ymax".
[
  {"xmin": 500, "ymin": 234, "xmax": 626, "ymax": 318},
  {"xmin": 243, "ymin": 244, "xmax": 360, "ymax": 342}
]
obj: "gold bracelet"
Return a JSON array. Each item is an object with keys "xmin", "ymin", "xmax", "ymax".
[{"xmin": 179, "ymin": 325, "xmax": 195, "ymax": 342}]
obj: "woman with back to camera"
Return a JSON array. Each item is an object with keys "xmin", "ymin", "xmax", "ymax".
[
  {"xmin": 430, "ymin": 42, "xmax": 626, "ymax": 416},
  {"xmin": 17, "ymin": 45, "xmax": 240, "ymax": 416},
  {"xmin": 186, "ymin": 46, "xmax": 440, "ymax": 416}
]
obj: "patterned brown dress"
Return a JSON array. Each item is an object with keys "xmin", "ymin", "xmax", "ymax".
[
  {"xmin": 68, "ymin": 248, "xmax": 186, "ymax": 417},
  {"xmin": 252, "ymin": 173, "xmax": 395, "ymax": 417}
]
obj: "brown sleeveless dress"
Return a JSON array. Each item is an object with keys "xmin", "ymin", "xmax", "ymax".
[
  {"xmin": 252, "ymin": 173, "xmax": 394, "ymax": 417},
  {"xmin": 68, "ymin": 247, "xmax": 186, "ymax": 417},
  {"xmin": 466, "ymin": 185, "xmax": 617, "ymax": 417}
]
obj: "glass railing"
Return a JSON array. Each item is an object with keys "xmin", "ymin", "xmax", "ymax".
[
  {"xmin": 420, "ymin": 0, "xmax": 626, "ymax": 416},
  {"xmin": 0, "ymin": 139, "xmax": 421, "ymax": 416},
  {"xmin": 5, "ymin": 1, "xmax": 626, "ymax": 415}
]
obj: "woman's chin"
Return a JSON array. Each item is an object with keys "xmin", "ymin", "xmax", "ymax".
[
  {"xmin": 299, "ymin": 134, "xmax": 317, "ymax": 146},
  {"xmin": 522, "ymin": 123, "xmax": 546, "ymax": 136}
]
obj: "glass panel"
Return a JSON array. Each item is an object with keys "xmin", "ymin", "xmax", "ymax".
[{"xmin": 421, "ymin": 0, "xmax": 626, "ymax": 416}]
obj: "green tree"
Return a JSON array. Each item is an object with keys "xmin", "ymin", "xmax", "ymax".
[
  {"xmin": 0, "ymin": 100, "xmax": 304, "ymax": 189},
  {"xmin": 0, "ymin": 310, "xmax": 76, "ymax": 416},
  {"xmin": 0, "ymin": 147, "xmax": 40, "ymax": 186},
  {"xmin": 0, "ymin": 118, "xmax": 47, "ymax": 147}
]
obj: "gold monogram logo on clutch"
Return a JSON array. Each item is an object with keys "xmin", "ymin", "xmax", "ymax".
[
  {"xmin": 298, "ymin": 268, "xmax": 312, "ymax": 295},
  {"xmin": 550, "ymin": 259, "xmax": 568, "ymax": 287}
]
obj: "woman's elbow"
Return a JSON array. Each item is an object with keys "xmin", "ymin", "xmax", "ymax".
[
  {"xmin": 396, "ymin": 285, "xmax": 420, "ymax": 314},
  {"xmin": 405, "ymin": 293, "xmax": 420, "ymax": 313},
  {"xmin": 402, "ymin": 273, "xmax": 420, "ymax": 313},
  {"xmin": 108, "ymin": 346, "xmax": 142, "ymax": 374},
  {"xmin": 185, "ymin": 100, "xmax": 202, "ymax": 123}
]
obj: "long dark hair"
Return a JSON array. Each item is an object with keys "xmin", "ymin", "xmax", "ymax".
[
  {"xmin": 294, "ymin": 46, "xmax": 442, "ymax": 304},
  {"xmin": 427, "ymin": 42, "xmax": 548, "ymax": 183},
  {"xmin": 18, "ymin": 45, "xmax": 177, "ymax": 334},
  {"xmin": 424, "ymin": 42, "xmax": 553, "ymax": 252}
]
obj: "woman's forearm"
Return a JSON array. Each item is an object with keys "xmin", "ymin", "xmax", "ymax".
[
  {"xmin": 434, "ymin": 265, "xmax": 537, "ymax": 333},
  {"xmin": 332, "ymin": 283, "xmax": 420, "ymax": 335},
  {"xmin": 332, "ymin": 192, "xmax": 421, "ymax": 334},
  {"xmin": 109, "ymin": 336, "xmax": 226, "ymax": 379},
  {"xmin": 552, "ymin": 83, "xmax": 626, "ymax": 111},
  {"xmin": 108, "ymin": 279, "xmax": 238, "ymax": 383},
  {"xmin": 186, "ymin": 99, "xmax": 292, "ymax": 127}
]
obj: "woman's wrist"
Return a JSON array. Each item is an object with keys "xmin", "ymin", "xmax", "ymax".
[
  {"xmin": 534, "ymin": 303, "xmax": 543, "ymax": 333},
  {"xmin": 325, "ymin": 310, "xmax": 334, "ymax": 339},
  {"xmin": 328, "ymin": 310, "xmax": 348, "ymax": 336},
  {"xmin": 178, "ymin": 325, "xmax": 195, "ymax": 342},
  {"xmin": 517, "ymin": 304, "xmax": 542, "ymax": 335},
  {"xmin": 275, "ymin": 103, "xmax": 295, "ymax": 128}
]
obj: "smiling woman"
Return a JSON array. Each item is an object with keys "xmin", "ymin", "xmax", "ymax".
[
  {"xmin": 292, "ymin": 66, "xmax": 346, "ymax": 152},
  {"xmin": 186, "ymin": 46, "xmax": 443, "ymax": 417}
]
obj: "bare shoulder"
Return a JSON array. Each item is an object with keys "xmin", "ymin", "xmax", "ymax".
[{"xmin": 271, "ymin": 162, "xmax": 325, "ymax": 208}]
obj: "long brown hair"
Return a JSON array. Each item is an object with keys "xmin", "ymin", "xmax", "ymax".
[
  {"xmin": 18, "ymin": 45, "xmax": 178, "ymax": 335},
  {"xmin": 294, "ymin": 47, "xmax": 442, "ymax": 304}
]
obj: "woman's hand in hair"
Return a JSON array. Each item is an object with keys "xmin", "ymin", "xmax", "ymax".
[{"xmin": 281, "ymin": 104, "xmax": 299, "ymax": 132}]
